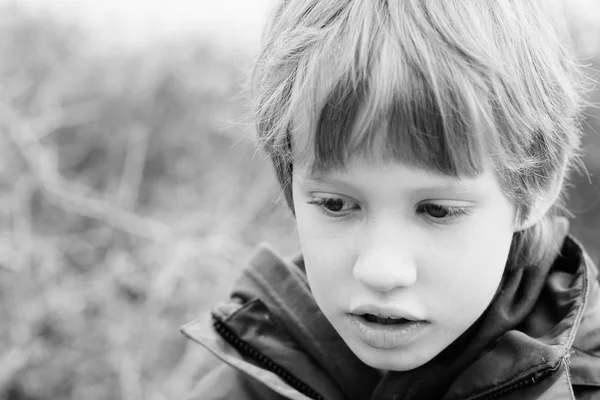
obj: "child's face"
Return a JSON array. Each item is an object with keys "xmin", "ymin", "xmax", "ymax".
[{"xmin": 292, "ymin": 158, "xmax": 517, "ymax": 371}]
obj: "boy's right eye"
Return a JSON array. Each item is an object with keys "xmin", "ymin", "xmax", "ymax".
[{"xmin": 307, "ymin": 196, "xmax": 358, "ymax": 217}]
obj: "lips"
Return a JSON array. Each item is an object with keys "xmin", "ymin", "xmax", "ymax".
[
  {"xmin": 349, "ymin": 304, "xmax": 423, "ymax": 322},
  {"xmin": 348, "ymin": 314, "xmax": 428, "ymax": 349},
  {"xmin": 362, "ymin": 314, "xmax": 409, "ymax": 325},
  {"xmin": 347, "ymin": 305, "xmax": 429, "ymax": 349}
]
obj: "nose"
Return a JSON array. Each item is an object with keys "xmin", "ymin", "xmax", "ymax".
[{"xmin": 352, "ymin": 220, "xmax": 418, "ymax": 292}]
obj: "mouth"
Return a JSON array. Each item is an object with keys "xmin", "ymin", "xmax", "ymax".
[
  {"xmin": 361, "ymin": 313, "xmax": 413, "ymax": 325},
  {"xmin": 349, "ymin": 304, "xmax": 423, "ymax": 322},
  {"xmin": 347, "ymin": 306, "xmax": 429, "ymax": 349}
]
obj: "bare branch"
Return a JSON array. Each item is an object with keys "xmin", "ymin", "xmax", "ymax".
[
  {"xmin": 1, "ymin": 105, "xmax": 171, "ymax": 241},
  {"xmin": 116, "ymin": 124, "xmax": 149, "ymax": 211}
]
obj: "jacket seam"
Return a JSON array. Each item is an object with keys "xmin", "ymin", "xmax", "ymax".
[
  {"xmin": 562, "ymin": 254, "xmax": 590, "ymax": 352},
  {"xmin": 564, "ymin": 357, "xmax": 577, "ymax": 399}
]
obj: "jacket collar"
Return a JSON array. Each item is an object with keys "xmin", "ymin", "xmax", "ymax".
[{"xmin": 562, "ymin": 236, "xmax": 600, "ymax": 388}]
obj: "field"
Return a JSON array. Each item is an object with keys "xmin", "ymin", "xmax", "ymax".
[{"xmin": 0, "ymin": 7, "xmax": 599, "ymax": 400}]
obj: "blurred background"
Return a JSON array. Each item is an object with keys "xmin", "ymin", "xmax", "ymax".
[{"xmin": 0, "ymin": 1, "xmax": 599, "ymax": 399}]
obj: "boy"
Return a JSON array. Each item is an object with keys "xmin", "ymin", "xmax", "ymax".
[{"xmin": 182, "ymin": 1, "xmax": 600, "ymax": 398}]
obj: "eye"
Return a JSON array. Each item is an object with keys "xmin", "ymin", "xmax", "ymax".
[
  {"xmin": 423, "ymin": 204, "xmax": 448, "ymax": 218},
  {"xmin": 417, "ymin": 203, "xmax": 471, "ymax": 224},
  {"xmin": 307, "ymin": 196, "xmax": 358, "ymax": 218}
]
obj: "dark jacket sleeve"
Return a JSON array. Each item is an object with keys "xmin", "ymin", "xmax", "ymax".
[{"xmin": 184, "ymin": 360, "xmax": 288, "ymax": 400}]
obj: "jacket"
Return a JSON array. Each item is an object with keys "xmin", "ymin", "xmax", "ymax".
[{"xmin": 181, "ymin": 236, "xmax": 600, "ymax": 399}]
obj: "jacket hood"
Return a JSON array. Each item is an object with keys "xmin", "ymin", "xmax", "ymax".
[
  {"xmin": 181, "ymin": 236, "xmax": 600, "ymax": 400},
  {"xmin": 444, "ymin": 235, "xmax": 600, "ymax": 399}
]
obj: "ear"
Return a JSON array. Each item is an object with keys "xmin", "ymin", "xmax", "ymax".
[{"xmin": 514, "ymin": 174, "xmax": 565, "ymax": 232}]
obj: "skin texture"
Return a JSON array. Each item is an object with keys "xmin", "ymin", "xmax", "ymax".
[{"xmin": 292, "ymin": 158, "xmax": 519, "ymax": 371}]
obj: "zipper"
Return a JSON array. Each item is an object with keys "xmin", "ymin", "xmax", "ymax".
[
  {"xmin": 478, "ymin": 362, "xmax": 560, "ymax": 400},
  {"xmin": 213, "ymin": 315, "xmax": 326, "ymax": 400}
]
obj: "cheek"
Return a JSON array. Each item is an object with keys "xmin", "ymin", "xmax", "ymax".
[
  {"xmin": 293, "ymin": 205, "xmax": 356, "ymax": 309},
  {"xmin": 424, "ymin": 212, "xmax": 514, "ymax": 329}
]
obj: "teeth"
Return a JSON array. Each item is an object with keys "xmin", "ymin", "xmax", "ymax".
[{"xmin": 363, "ymin": 314, "xmax": 408, "ymax": 324}]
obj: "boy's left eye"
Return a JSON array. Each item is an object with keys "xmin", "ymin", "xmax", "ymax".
[
  {"xmin": 422, "ymin": 204, "xmax": 449, "ymax": 218},
  {"xmin": 416, "ymin": 203, "xmax": 471, "ymax": 223}
]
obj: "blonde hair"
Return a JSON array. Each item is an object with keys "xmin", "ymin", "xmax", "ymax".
[{"xmin": 252, "ymin": 0, "xmax": 588, "ymax": 268}]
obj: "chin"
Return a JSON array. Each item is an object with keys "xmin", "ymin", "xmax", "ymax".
[{"xmin": 349, "ymin": 340, "xmax": 434, "ymax": 372}]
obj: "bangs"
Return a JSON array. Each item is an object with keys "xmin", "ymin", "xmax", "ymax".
[
  {"xmin": 308, "ymin": 57, "xmax": 491, "ymax": 179},
  {"xmin": 298, "ymin": 3, "xmax": 497, "ymax": 179}
]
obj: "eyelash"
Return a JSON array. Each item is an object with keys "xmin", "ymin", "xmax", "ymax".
[
  {"xmin": 416, "ymin": 204, "xmax": 472, "ymax": 224},
  {"xmin": 306, "ymin": 197, "xmax": 472, "ymax": 224},
  {"xmin": 307, "ymin": 197, "xmax": 357, "ymax": 218}
]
